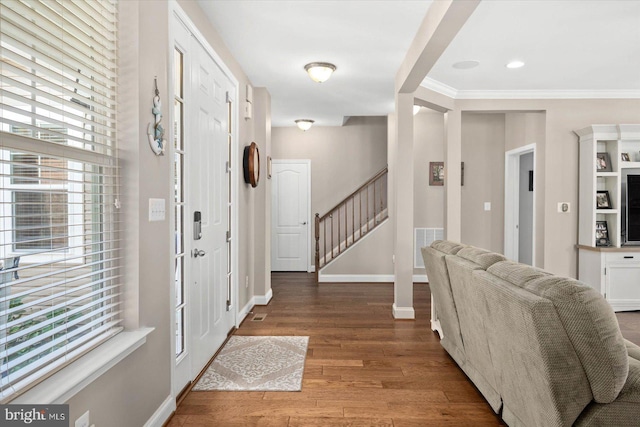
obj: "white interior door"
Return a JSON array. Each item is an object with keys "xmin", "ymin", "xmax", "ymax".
[
  {"xmin": 189, "ymin": 38, "xmax": 235, "ymax": 377},
  {"xmin": 271, "ymin": 160, "xmax": 310, "ymax": 271}
]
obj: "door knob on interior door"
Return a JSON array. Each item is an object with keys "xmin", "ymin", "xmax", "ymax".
[
  {"xmin": 300, "ymin": 221, "xmax": 307, "ymax": 225},
  {"xmin": 192, "ymin": 249, "xmax": 206, "ymax": 258}
]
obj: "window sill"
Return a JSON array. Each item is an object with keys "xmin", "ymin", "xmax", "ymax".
[{"xmin": 11, "ymin": 327, "xmax": 154, "ymax": 404}]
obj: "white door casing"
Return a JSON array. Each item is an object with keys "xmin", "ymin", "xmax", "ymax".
[
  {"xmin": 504, "ymin": 144, "xmax": 536, "ymax": 265},
  {"xmin": 271, "ymin": 160, "xmax": 311, "ymax": 272}
]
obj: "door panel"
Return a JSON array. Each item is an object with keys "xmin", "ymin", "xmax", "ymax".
[
  {"xmin": 189, "ymin": 39, "xmax": 234, "ymax": 377},
  {"xmin": 271, "ymin": 161, "xmax": 310, "ymax": 271}
]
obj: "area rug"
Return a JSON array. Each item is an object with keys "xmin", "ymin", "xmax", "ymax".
[{"xmin": 192, "ymin": 336, "xmax": 309, "ymax": 391}]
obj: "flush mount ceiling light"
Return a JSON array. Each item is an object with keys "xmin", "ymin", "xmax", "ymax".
[
  {"xmin": 295, "ymin": 119, "xmax": 315, "ymax": 131},
  {"xmin": 452, "ymin": 60, "xmax": 480, "ymax": 70},
  {"xmin": 506, "ymin": 60, "xmax": 525, "ymax": 69},
  {"xmin": 304, "ymin": 62, "xmax": 336, "ymax": 83},
  {"xmin": 413, "ymin": 105, "xmax": 421, "ymax": 115}
]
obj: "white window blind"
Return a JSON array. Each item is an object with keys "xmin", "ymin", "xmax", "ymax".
[{"xmin": 0, "ymin": 0, "xmax": 120, "ymax": 401}]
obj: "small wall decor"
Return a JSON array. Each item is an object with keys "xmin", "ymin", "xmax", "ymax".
[
  {"xmin": 243, "ymin": 142, "xmax": 260, "ymax": 187},
  {"xmin": 429, "ymin": 162, "xmax": 444, "ymax": 186},
  {"xmin": 428, "ymin": 162, "xmax": 464, "ymax": 186},
  {"xmin": 147, "ymin": 77, "xmax": 165, "ymax": 156}
]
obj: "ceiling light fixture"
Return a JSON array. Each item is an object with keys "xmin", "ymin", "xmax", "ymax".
[
  {"xmin": 295, "ymin": 119, "xmax": 315, "ymax": 131},
  {"xmin": 506, "ymin": 60, "xmax": 525, "ymax": 69},
  {"xmin": 304, "ymin": 62, "xmax": 336, "ymax": 83},
  {"xmin": 413, "ymin": 105, "xmax": 421, "ymax": 115}
]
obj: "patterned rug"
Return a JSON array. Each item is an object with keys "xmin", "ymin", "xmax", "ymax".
[{"xmin": 192, "ymin": 336, "xmax": 309, "ymax": 391}]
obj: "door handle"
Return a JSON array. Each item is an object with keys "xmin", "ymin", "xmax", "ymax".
[
  {"xmin": 300, "ymin": 221, "xmax": 307, "ymax": 225},
  {"xmin": 192, "ymin": 249, "xmax": 206, "ymax": 258}
]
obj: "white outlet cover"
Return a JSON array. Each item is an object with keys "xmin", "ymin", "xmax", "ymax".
[
  {"xmin": 75, "ymin": 410, "xmax": 90, "ymax": 427},
  {"xmin": 484, "ymin": 202, "xmax": 491, "ymax": 211},
  {"xmin": 558, "ymin": 202, "xmax": 571, "ymax": 213}
]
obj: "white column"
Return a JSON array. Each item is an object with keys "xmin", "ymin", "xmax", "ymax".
[{"xmin": 392, "ymin": 93, "xmax": 415, "ymax": 319}]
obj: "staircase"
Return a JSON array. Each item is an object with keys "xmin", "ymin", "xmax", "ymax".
[{"xmin": 314, "ymin": 167, "xmax": 388, "ymax": 282}]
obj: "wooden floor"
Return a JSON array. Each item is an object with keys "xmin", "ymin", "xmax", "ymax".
[{"xmin": 169, "ymin": 273, "xmax": 640, "ymax": 427}]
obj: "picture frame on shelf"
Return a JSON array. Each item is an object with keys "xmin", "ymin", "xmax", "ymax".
[
  {"xmin": 621, "ymin": 152, "xmax": 631, "ymax": 162},
  {"xmin": 595, "ymin": 220, "xmax": 611, "ymax": 247},
  {"xmin": 596, "ymin": 190, "xmax": 612, "ymax": 209},
  {"xmin": 596, "ymin": 152, "xmax": 612, "ymax": 172}
]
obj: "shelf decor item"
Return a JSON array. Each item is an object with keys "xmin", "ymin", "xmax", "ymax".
[
  {"xmin": 595, "ymin": 220, "xmax": 611, "ymax": 246},
  {"xmin": 596, "ymin": 190, "xmax": 612, "ymax": 209},
  {"xmin": 622, "ymin": 152, "xmax": 631, "ymax": 162},
  {"xmin": 596, "ymin": 152, "xmax": 612, "ymax": 172},
  {"xmin": 147, "ymin": 77, "xmax": 166, "ymax": 156}
]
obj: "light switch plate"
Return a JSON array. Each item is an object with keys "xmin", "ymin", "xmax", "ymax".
[
  {"xmin": 484, "ymin": 202, "xmax": 491, "ymax": 211},
  {"xmin": 149, "ymin": 198, "xmax": 166, "ymax": 221}
]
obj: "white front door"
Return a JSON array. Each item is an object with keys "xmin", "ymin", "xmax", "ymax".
[
  {"xmin": 189, "ymin": 38, "xmax": 235, "ymax": 377},
  {"xmin": 271, "ymin": 160, "xmax": 310, "ymax": 271}
]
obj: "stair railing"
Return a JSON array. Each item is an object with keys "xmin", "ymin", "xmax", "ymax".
[{"xmin": 315, "ymin": 167, "xmax": 388, "ymax": 282}]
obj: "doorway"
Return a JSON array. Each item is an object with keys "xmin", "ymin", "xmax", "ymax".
[
  {"xmin": 271, "ymin": 160, "xmax": 311, "ymax": 272},
  {"xmin": 171, "ymin": 7, "xmax": 239, "ymax": 397},
  {"xmin": 504, "ymin": 144, "xmax": 536, "ymax": 265}
]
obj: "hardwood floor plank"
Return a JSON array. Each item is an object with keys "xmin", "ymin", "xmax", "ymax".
[{"xmin": 170, "ymin": 273, "xmax": 639, "ymax": 426}]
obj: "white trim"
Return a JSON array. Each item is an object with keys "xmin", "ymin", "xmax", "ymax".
[
  {"xmin": 421, "ymin": 79, "xmax": 640, "ymax": 100},
  {"xmin": 254, "ymin": 288, "xmax": 273, "ymax": 305},
  {"xmin": 413, "ymin": 274, "xmax": 428, "ymax": 283},
  {"xmin": 238, "ymin": 298, "xmax": 254, "ymax": 325},
  {"xmin": 392, "ymin": 303, "xmax": 416, "ymax": 320},
  {"xmin": 12, "ymin": 328, "xmax": 153, "ymax": 404},
  {"xmin": 143, "ymin": 395, "xmax": 176, "ymax": 427},
  {"xmin": 308, "ymin": 265, "xmax": 315, "ymax": 273},
  {"xmin": 504, "ymin": 144, "xmax": 536, "ymax": 265},
  {"xmin": 318, "ymin": 274, "xmax": 394, "ymax": 283}
]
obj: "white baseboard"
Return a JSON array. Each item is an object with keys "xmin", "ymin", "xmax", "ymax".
[
  {"xmin": 238, "ymin": 298, "xmax": 255, "ymax": 325},
  {"xmin": 308, "ymin": 265, "xmax": 315, "ymax": 273},
  {"xmin": 318, "ymin": 274, "xmax": 428, "ymax": 283},
  {"xmin": 254, "ymin": 288, "xmax": 273, "ymax": 305},
  {"xmin": 392, "ymin": 303, "xmax": 415, "ymax": 320},
  {"xmin": 318, "ymin": 274, "xmax": 394, "ymax": 283},
  {"xmin": 144, "ymin": 395, "xmax": 175, "ymax": 427}
]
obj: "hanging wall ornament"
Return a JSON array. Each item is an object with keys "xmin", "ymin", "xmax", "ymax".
[{"xmin": 147, "ymin": 77, "xmax": 166, "ymax": 155}]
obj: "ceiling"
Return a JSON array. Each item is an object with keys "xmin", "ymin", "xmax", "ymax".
[{"xmin": 197, "ymin": 1, "xmax": 640, "ymax": 127}]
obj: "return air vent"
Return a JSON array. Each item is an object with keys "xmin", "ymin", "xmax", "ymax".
[{"xmin": 414, "ymin": 228, "xmax": 444, "ymax": 268}]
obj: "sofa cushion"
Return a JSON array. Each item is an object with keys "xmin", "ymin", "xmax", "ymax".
[
  {"xmin": 456, "ymin": 246, "xmax": 506, "ymax": 270},
  {"xmin": 517, "ymin": 275, "xmax": 629, "ymax": 403},
  {"xmin": 575, "ymin": 354, "xmax": 640, "ymax": 426},
  {"xmin": 486, "ymin": 260, "xmax": 551, "ymax": 286},
  {"xmin": 430, "ymin": 240, "xmax": 465, "ymax": 255}
]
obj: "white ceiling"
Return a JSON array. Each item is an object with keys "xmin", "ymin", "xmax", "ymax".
[{"xmin": 197, "ymin": 1, "xmax": 640, "ymax": 127}]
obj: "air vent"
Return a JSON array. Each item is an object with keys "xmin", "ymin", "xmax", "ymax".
[
  {"xmin": 251, "ymin": 313, "xmax": 267, "ymax": 322},
  {"xmin": 414, "ymin": 228, "xmax": 444, "ymax": 268}
]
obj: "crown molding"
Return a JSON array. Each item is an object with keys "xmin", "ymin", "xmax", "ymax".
[{"xmin": 421, "ymin": 78, "xmax": 640, "ymax": 100}]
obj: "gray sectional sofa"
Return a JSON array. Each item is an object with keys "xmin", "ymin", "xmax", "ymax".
[{"xmin": 422, "ymin": 240, "xmax": 640, "ymax": 427}]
